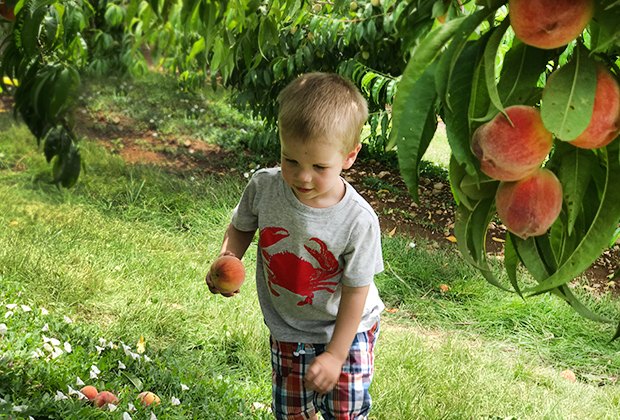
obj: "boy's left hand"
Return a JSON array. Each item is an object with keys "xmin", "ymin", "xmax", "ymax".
[{"xmin": 304, "ymin": 351, "xmax": 343, "ymax": 394}]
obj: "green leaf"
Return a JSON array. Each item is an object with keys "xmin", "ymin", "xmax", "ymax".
[
  {"xmin": 541, "ymin": 47, "xmax": 598, "ymax": 141},
  {"xmin": 394, "ymin": 62, "xmax": 438, "ymax": 201},
  {"xmin": 511, "ymin": 234, "xmax": 549, "ymax": 281},
  {"xmin": 391, "ymin": 15, "xmax": 466, "ymax": 153},
  {"xmin": 556, "ymin": 147, "xmax": 597, "ymax": 236},
  {"xmin": 482, "ymin": 18, "xmax": 510, "ymax": 119},
  {"xmin": 435, "ymin": 7, "xmax": 495, "ymax": 109},
  {"xmin": 187, "ymin": 37, "xmax": 205, "ymax": 62},
  {"xmin": 454, "ymin": 199, "xmax": 512, "ymax": 291},
  {"xmin": 497, "ymin": 42, "xmax": 551, "ymax": 107},
  {"xmin": 48, "ymin": 65, "xmax": 80, "ymax": 119},
  {"xmin": 525, "ymin": 143, "xmax": 620, "ymax": 294},
  {"xmin": 443, "ymin": 41, "xmax": 486, "ymax": 177},
  {"xmin": 58, "ymin": 145, "xmax": 81, "ymax": 188},
  {"xmin": 504, "ymin": 234, "xmax": 522, "ymax": 297},
  {"xmin": 468, "ymin": 57, "xmax": 491, "ymax": 125},
  {"xmin": 449, "ymin": 156, "xmax": 473, "ymax": 209},
  {"xmin": 21, "ymin": 3, "xmax": 48, "ymax": 57},
  {"xmin": 121, "ymin": 371, "xmax": 144, "ymax": 391},
  {"xmin": 459, "ymin": 172, "xmax": 498, "ymax": 200}
]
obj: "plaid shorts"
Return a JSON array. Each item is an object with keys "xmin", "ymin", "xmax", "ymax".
[{"xmin": 270, "ymin": 322, "xmax": 379, "ymax": 420}]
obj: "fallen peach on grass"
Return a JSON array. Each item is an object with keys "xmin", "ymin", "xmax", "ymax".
[
  {"xmin": 80, "ymin": 385, "xmax": 98, "ymax": 401},
  {"xmin": 93, "ymin": 390, "xmax": 119, "ymax": 408},
  {"xmin": 137, "ymin": 391, "xmax": 161, "ymax": 406}
]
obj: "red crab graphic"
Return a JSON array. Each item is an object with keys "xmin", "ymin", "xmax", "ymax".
[{"xmin": 259, "ymin": 227, "xmax": 342, "ymax": 306}]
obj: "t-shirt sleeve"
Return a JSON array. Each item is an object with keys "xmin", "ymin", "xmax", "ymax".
[
  {"xmin": 340, "ymin": 215, "xmax": 384, "ymax": 287},
  {"xmin": 230, "ymin": 173, "xmax": 261, "ymax": 232}
]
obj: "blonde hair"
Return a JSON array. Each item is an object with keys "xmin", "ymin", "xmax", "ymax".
[{"xmin": 277, "ymin": 72, "xmax": 368, "ymax": 153}]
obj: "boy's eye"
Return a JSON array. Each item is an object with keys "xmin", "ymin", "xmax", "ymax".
[
  {"xmin": 285, "ymin": 159, "xmax": 297, "ymax": 165},
  {"xmin": 314, "ymin": 165, "xmax": 326, "ymax": 170}
]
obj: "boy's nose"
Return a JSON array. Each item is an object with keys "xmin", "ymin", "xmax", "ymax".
[{"xmin": 296, "ymin": 168, "xmax": 312, "ymax": 183}]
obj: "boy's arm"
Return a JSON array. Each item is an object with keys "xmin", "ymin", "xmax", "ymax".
[
  {"xmin": 206, "ymin": 224, "xmax": 256, "ymax": 296},
  {"xmin": 304, "ymin": 284, "xmax": 370, "ymax": 394},
  {"xmin": 220, "ymin": 223, "xmax": 256, "ymax": 258}
]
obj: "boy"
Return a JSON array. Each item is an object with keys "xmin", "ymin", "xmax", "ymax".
[{"xmin": 206, "ymin": 72, "xmax": 384, "ymax": 419}]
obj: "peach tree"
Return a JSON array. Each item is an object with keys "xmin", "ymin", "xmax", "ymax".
[{"xmin": 390, "ymin": 0, "xmax": 620, "ymax": 338}]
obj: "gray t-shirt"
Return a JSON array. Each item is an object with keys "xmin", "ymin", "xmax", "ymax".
[{"xmin": 231, "ymin": 167, "xmax": 384, "ymax": 343}]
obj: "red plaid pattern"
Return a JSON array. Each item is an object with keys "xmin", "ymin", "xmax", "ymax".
[{"xmin": 270, "ymin": 323, "xmax": 379, "ymax": 419}]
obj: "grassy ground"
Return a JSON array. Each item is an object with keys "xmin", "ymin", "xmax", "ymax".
[{"xmin": 1, "ymin": 78, "xmax": 619, "ymax": 419}]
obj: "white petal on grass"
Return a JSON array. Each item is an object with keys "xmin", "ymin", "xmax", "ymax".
[
  {"xmin": 118, "ymin": 361, "xmax": 126, "ymax": 369},
  {"xmin": 12, "ymin": 405, "xmax": 28, "ymax": 412},
  {"xmin": 43, "ymin": 343, "xmax": 54, "ymax": 353},
  {"xmin": 51, "ymin": 347, "xmax": 64, "ymax": 359},
  {"xmin": 76, "ymin": 376, "xmax": 85, "ymax": 386},
  {"xmin": 99, "ymin": 337, "xmax": 107, "ymax": 346},
  {"xmin": 31, "ymin": 349, "xmax": 44, "ymax": 359},
  {"xmin": 90, "ymin": 370, "xmax": 99, "ymax": 380},
  {"xmin": 127, "ymin": 402, "xmax": 136, "ymax": 412},
  {"xmin": 67, "ymin": 387, "xmax": 83, "ymax": 398},
  {"xmin": 64, "ymin": 342, "xmax": 72, "ymax": 353},
  {"xmin": 5, "ymin": 311, "xmax": 14, "ymax": 319},
  {"xmin": 5, "ymin": 304, "xmax": 17, "ymax": 310},
  {"xmin": 143, "ymin": 355, "xmax": 152, "ymax": 362},
  {"xmin": 96, "ymin": 345, "xmax": 105, "ymax": 355},
  {"xmin": 123, "ymin": 413, "xmax": 133, "ymax": 420},
  {"xmin": 129, "ymin": 351, "xmax": 140, "ymax": 360},
  {"xmin": 108, "ymin": 403, "xmax": 118, "ymax": 412},
  {"xmin": 180, "ymin": 383, "xmax": 189, "ymax": 391},
  {"xmin": 0, "ymin": 397, "xmax": 6, "ymax": 404},
  {"xmin": 54, "ymin": 390, "xmax": 68, "ymax": 401},
  {"xmin": 0, "ymin": 323, "xmax": 7, "ymax": 335},
  {"xmin": 42, "ymin": 335, "xmax": 51, "ymax": 343},
  {"xmin": 91, "ymin": 365, "xmax": 101, "ymax": 374},
  {"xmin": 63, "ymin": 315, "xmax": 73, "ymax": 324},
  {"xmin": 41, "ymin": 323, "xmax": 49, "ymax": 332},
  {"xmin": 171, "ymin": 396, "xmax": 181, "ymax": 406},
  {"xmin": 150, "ymin": 412, "xmax": 157, "ymax": 420},
  {"xmin": 41, "ymin": 307, "xmax": 49, "ymax": 315},
  {"xmin": 50, "ymin": 337, "xmax": 61, "ymax": 347},
  {"xmin": 20, "ymin": 305, "xmax": 32, "ymax": 312}
]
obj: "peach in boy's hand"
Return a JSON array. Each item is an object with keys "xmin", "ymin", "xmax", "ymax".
[{"xmin": 206, "ymin": 253, "xmax": 244, "ymax": 296}]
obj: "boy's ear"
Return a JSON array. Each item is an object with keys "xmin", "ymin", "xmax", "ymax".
[{"xmin": 342, "ymin": 143, "xmax": 362, "ymax": 169}]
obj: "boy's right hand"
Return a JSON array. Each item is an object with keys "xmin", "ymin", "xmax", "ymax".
[{"xmin": 205, "ymin": 251, "xmax": 240, "ymax": 297}]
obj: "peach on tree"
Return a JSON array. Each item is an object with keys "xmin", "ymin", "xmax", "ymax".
[
  {"xmin": 471, "ymin": 106, "xmax": 553, "ymax": 182},
  {"xmin": 568, "ymin": 65, "xmax": 620, "ymax": 149},
  {"xmin": 509, "ymin": 0, "xmax": 594, "ymax": 49},
  {"xmin": 495, "ymin": 168, "xmax": 563, "ymax": 239}
]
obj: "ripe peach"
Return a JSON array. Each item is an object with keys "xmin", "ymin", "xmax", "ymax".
[
  {"xmin": 137, "ymin": 391, "xmax": 161, "ymax": 406},
  {"xmin": 509, "ymin": 0, "xmax": 593, "ymax": 49},
  {"xmin": 210, "ymin": 255, "xmax": 245, "ymax": 293},
  {"xmin": 93, "ymin": 390, "xmax": 119, "ymax": 408},
  {"xmin": 568, "ymin": 65, "xmax": 620, "ymax": 149},
  {"xmin": 471, "ymin": 106, "xmax": 553, "ymax": 182},
  {"xmin": 495, "ymin": 168, "xmax": 563, "ymax": 239},
  {"xmin": 80, "ymin": 385, "xmax": 98, "ymax": 401}
]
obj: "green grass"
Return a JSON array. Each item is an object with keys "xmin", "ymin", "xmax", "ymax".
[{"xmin": 1, "ymin": 77, "xmax": 620, "ymax": 418}]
